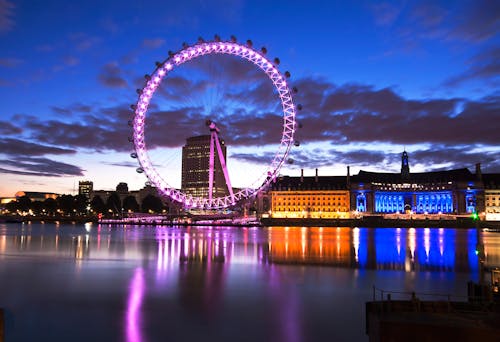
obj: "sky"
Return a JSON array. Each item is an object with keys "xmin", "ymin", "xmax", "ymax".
[{"xmin": 0, "ymin": 0, "xmax": 499, "ymax": 197}]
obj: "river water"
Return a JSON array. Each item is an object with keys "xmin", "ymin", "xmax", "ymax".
[{"xmin": 0, "ymin": 223, "xmax": 498, "ymax": 341}]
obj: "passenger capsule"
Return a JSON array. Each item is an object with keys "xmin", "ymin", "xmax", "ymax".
[
  {"xmin": 130, "ymin": 152, "xmax": 137, "ymax": 158},
  {"xmin": 246, "ymin": 39, "xmax": 253, "ymax": 47},
  {"xmin": 294, "ymin": 140, "xmax": 300, "ymax": 147},
  {"xmin": 127, "ymin": 120, "xmax": 133, "ymax": 127},
  {"xmin": 230, "ymin": 35, "xmax": 237, "ymax": 42},
  {"xmin": 128, "ymin": 137, "xmax": 134, "ymax": 142},
  {"xmin": 261, "ymin": 47, "xmax": 267, "ymax": 54},
  {"xmin": 297, "ymin": 104, "xmax": 303, "ymax": 110},
  {"xmin": 274, "ymin": 57, "xmax": 280, "ymax": 65},
  {"xmin": 284, "ymin": 71, "xmax": 291, "ymax": 78},
  {"xmin": 292, "ymin": 86, "xmax": 298, "ymax": 93},
  {"xmin": 136, "ymin": 167, "xmax": 144, "ymax": 174}
]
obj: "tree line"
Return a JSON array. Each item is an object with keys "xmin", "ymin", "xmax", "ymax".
[{"xmin": 3, "ymin": 192, "xmax": 168, "ymax": 217}]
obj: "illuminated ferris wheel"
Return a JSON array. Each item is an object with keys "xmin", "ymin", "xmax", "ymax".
[{"xmin": 130, "ymin": 36, "xmax": 299, "ymax": 209}]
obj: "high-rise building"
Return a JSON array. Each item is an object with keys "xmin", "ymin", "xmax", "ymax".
[
  {"xmin": 181, "ymin": 135, "xmax": 229, "ymax": 199},
  {"xmin": 78, "ymin": 181, "xmax": 93, "ymax": 199}
]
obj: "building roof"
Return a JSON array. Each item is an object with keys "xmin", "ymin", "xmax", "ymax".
[
  {"xmin": 271, "ymin": 176, "xmax": 348, "ymax": 191},
  {"xmin": 351, "ymin": 168, "xmax": 476, "ymax": 184},
  {"xmin": 482, "ymin": 173, "xmax": 500, "ymax": 189}
]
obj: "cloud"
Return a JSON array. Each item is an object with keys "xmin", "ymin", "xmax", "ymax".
[
  {"xmin": 62, "ymin": 55, "xmax": 79, "ymax": 67},
  {"xmin": 142, "ymin": 38, "xmax": 165, "ymax": 49},
  {"xmin": 0, "ymin": 138, "xmax": 76, "ymax": 156},
  {"xmin": 0, "ymin": 0, "xmax": 15, "ymax": 33},
  {"xmin": 0, "ymin": 157, "xmax": 84, "ymax": 177},
  {"xmin": 98, "ymin": 62, "xmax": 128, "ymax": 88},
  {"xmin": 104, "ymin": 161, "xmax": 137, "ymax": 168},
  {"xmin": 448, "ymin": 0, "xmax": 500, "ymax": 43},
  {"xmin": 68, "ymin": 32, "xmax": 101, "ymax": 51},
  {"xmin": 369, "ymin": 1, "xmax": 500, "ymax": 56},
  {"xmin": 0, "ymin": 57, "xmax": 22, "ymax": 67},
  {"xmin": 443, "ymin": 46, "xmax": 500, "ymax": 87},
  {"xmin": 370, "ymin": 2, "xmax": 402, "ymax": 27},
  {"xmin": 0, "ymin": 121, "xmax": 22, "ymax": 135}
]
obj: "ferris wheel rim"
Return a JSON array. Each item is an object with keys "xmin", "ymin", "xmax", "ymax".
[{"xmin": 132, "ymin": 39, "xmax": 296, "ymax": 209}]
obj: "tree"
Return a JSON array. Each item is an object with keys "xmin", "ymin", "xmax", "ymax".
[
  {"xmin": 141, "ymin": 194, "xmax": 163, "ymax": 213},
  {"xmin": 123, "ymin": 195, "xmax": 139, "ymax": 212},
  {"xmin": 90, "ymin": 195, "xmax": 106, "ymax": 214},
  {"xmin": 43, "ymin": 198, "xmax": 57, "ymax": 216},
  {"xmin": 17, "ymin": 196, "xmax": 32, "ymax": 213},
  {"xmin": 58, "ymin": 194, "xmax": 75, "ymax": 215},
  {"xmin": 106, "ymin": 192, "xmax": 122, "ymax": 215},
  {"xmin": 74, "ymin": 194, "xmax": 88, "ymax": 215}
]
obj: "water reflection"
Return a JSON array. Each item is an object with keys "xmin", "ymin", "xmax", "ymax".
[
  {"xmin": 1, "ymin": 224, "xmax": 498, "ymax": 274},
  {"xmin": 127, "ymin": 268, "xmax": 144, "ymax": 342},
  {"xmin": 1, "ymin": 223, "xmax": 499, "ymax": 342}
]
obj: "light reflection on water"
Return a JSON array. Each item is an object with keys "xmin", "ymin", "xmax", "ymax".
[{"xmin": 0, "ymin": 223, "xmax": 498, "ymax": 342}]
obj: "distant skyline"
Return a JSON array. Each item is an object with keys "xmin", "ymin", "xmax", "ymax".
[{"xmin": 1, "ymin": 0, "xmax": 499, "ymax": 197}]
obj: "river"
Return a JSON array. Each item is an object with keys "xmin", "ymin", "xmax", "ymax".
[{"xmin": 0, "ymin": 223, "xmax": 498, "ymax": 341}]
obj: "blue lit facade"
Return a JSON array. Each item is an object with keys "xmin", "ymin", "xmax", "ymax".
[{"xmin": 348, "ymin": 152, "xmax": 485, "ymax": 215}]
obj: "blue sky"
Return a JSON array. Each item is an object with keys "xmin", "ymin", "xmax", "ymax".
[{"xmin": 0, "ymin": 0, "xmax": 499, "ymax": 197}]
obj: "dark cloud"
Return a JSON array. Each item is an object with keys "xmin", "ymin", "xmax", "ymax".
[
  {"xmin": 104, "ymin": 161, "xmax": 137, "ymax": 168},
  {"xmin": 68, "ymin": 33, "xmax": 100, "ymax": 51},
  {"xmin": 0, "ymin": 157, "xmax": 84, "ymax": 177},
  {"xmin": 25, "ymin": 110, "xmax": 132, "ymax": 152},
  {"xmin": 369, "ymin": 1, "xmax": 500, "ymax": 55},
  {"xmin": 51, "ymin": 103, "xmax": 92, "ymax": 115},
  {"xmin": 0, "ymin": 0, "xmax": 15, "ymax": 33},
  {"xmin": 443, "ymin": 46, "xmax": 500, "ymax": 87},
  {"xmin": 294, "ymin": 80, "xmax": 500, "ymax": 146},
  {"xmin": 98, "ymin": 62, "xmax": 128, "ymax": 88},
  {"xmin": 448, "ymin": 0, "xmax": 500, "ymax": 43},
  {"xmin": 62, "ymin": 55, "xmax": 79, "ymax": 67},
  {"xmin": 0, "ymin": 57, "xmax": 22, "ymax": 67},
  {"xmin": 142, "ymin": 38, "xmax": 165, "ymax": 49},
  {"xmin": 0, "ymin": 121, "xmax": 22, "ymax": 135},
  {"xmin": 0, "ymin": 138, "xmax": 76, "ymax": 156}
]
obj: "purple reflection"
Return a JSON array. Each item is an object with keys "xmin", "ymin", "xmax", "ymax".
[{"xmin": 127, "ymin": 268, "xmax": 144, "ymax": 342}]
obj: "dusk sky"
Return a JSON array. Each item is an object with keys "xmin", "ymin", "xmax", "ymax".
[{"xmin": 0, "ymin": 0, "xmax": 499, "ymax": 197}]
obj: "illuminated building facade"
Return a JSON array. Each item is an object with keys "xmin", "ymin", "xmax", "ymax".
[
  {"xmin": 269, "ymin": 170, "xmax": 350, "ymax": 218},
  {"xmin": 483, "ymin": 174, "xmax": 500, "ymax": 221},
  {"xmin": 78, "ymin": 181, "xmax": 93, "ymax": 199},
  {"xmin": 181, "ymin": 135, "xmax": 228, "ymax": 199},
  {"xmin": 350, "ymin": 153, "xmax": 485, "ymax": 215},
  {"xmin": 266, "ymin": 152, "xmax": 498, "ymax": 219}
]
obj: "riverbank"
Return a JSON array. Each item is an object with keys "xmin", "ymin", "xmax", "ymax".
[
  {"xmin": 2, "ymin": 215, "xmax": 500, "ymax": 229},
  {"xmin": 260, "ymin": 217, "xmax": 500, "ymax": 229}
]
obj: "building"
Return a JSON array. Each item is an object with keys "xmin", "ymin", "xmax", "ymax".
[
  {"xmin": 350, "ymin": 152, "xmax": 484, "ymax": 215},
  {"xmin": 181, "ymin": 135, "xmax": 228, "ymax": 199},
  {"xmin": 266, "ymin": 152, "xmax": 499, "ymax": 219},
  {"xmin": 483, "ymin": 173, "xmax": 500, "ymax": 221},
  {"xmin": 14, "ymin": 191, "xmax": 59, "ymax": 202},
  {"xmin": 78, "ymin": 181, "xmax": 93, "ymax": 199},
  {"xmin": 269, "ymin": 169, "xmax": 350, "ymax": 218}
]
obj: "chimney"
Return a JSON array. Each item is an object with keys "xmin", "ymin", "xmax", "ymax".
[
  {"xmin": 347, "ymin": 166, "xmax": 350, "ymax": 187},
  {"xmin": 300, "ymin": 169, "xmax": 304, "ymax": 182},
  {"xmin": 315, "ymin": 168, "xmax": 318, "ymax": 182},
  {"xmin": 475, "ymin": 163, "xmax": 482, "ymax": 181}
]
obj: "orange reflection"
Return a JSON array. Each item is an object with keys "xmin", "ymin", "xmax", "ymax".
[{"xmin": 267, "ymin": 227, "xmax": 352, "ymax": 265}]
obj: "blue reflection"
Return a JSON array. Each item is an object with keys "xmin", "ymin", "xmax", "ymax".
[
  {"xmin": 467, "ymin": 229, "xmax": 479, "ymax": 273},
  {"xmin": 375, "ymin": 228, "xmax": 406, "ymax": 266}
]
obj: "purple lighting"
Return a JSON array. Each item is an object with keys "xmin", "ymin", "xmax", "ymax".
[
  {"xmin": 131, "ymin": 39, "xmax": 297, "ymax": 210},
  {"xmin": 126, "ymin": 268, "xmax": 145, "ymax": 342}
]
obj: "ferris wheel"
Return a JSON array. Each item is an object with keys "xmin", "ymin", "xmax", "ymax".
[{"xmin": 130, "ymin": 36, "xmax": 299, "ymax": 209}]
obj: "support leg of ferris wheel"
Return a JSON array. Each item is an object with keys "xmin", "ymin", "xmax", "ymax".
[
  {"xmin": 208, "ymin": 130, "xmax": 215, "ymax": 202},
  {"xmin": 207, "ymin": 120, "xmax": 235, "ymax": 204}
]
